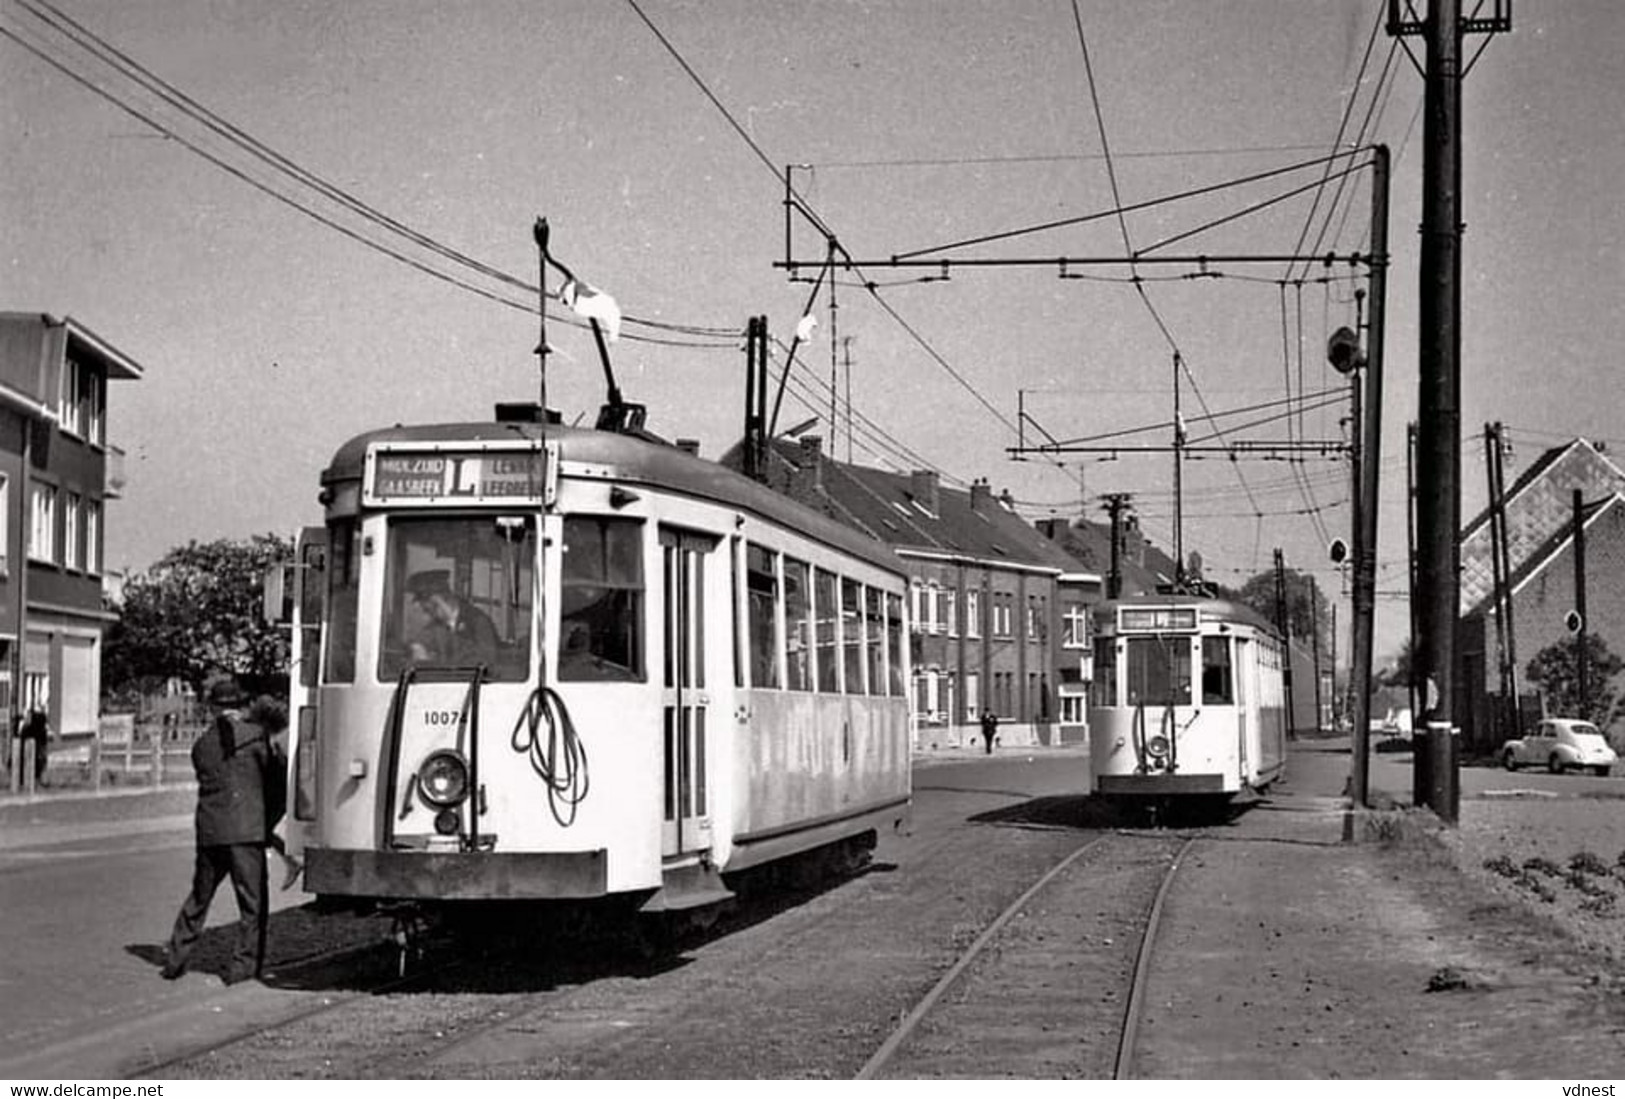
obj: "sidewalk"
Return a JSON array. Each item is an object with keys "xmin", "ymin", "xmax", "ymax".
[{"xmin": 0, "ymin": 780, "xmax": 196, "ymax": 849}]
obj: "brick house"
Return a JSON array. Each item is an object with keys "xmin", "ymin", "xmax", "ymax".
[
  {"xmin": 0, "ymin": 313, "xmax": 141, "ymax": 762},
  {"xmin": 1458, "ymin": 438, "xmax": 1625, "ymax": 748}
]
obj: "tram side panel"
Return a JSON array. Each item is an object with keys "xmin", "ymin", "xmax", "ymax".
[{"xmin": 729, "ymin": 690, "xmax": 909, "ymax": 871}]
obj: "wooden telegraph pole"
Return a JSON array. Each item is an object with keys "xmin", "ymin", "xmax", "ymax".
[{"xmin": 1388, "ymin": 0, "xmax": 1510, "ymax": 822}]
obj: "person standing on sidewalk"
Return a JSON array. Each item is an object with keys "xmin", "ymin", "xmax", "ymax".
[
  {"xmin": 980, "ymin": 710, "xmax": 999, "ymax": 755},
  {"xmin": 18, "ymin": 708, "xmax": 48, "ymax": 788},
  {"xmin": 160, "ymin": 674, "xmax": 286, "ymax": 985}
]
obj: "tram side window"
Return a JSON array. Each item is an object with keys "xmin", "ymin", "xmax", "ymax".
[
  {"xmin": 379, "ymin": 516, "xmax": 535, "ymax": 682},
  {"xmin": 841, "ymin": 577, "xmax": 864, "ymax": 693},
  {"xmin": 865, "ymin": 587, "xmax": 885, "ymax": 696},
  {"xmin": 745, "ymin": 543, "xmax": 780, "ymax": 689},
  {"xmin": 1090, "ymin": 638, "xmax": 1117, "ymax": 707},
  {"xmin": 886, "ymin": 591, "xmax": 905, "ymax": 696},
  {"xmin": 814, "ymin": 567, "xmax": 839, "ymax": 692},
  {"xmin": 1202, "ymin": 636, "xmax": 1235, "ymax": 704},
  {"xmin": 323, "ymin": 520, "xmax": 360, "ymax": 684},
  {"xmin": 1126, "ymin": 636, "xmax": 1192, "ymax": 707},
  {"xmin": 559, "ymin": 516, "xmax": 644, "ymax": 682},
  {"xmin": 784, "ymin": 557, "xmax": 812, "ymax": 691}
]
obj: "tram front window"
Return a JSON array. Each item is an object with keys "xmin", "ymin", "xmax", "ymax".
[
  {"xmin": 379, "ymin": 516, "xmax": 534, "ymax": 682},
  {"xmin": 1125, "ymin": 636, "xmax": 1192, "ymax": 707}
]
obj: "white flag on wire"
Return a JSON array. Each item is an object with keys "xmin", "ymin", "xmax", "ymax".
[
  {"xmin": 794, "ymin": 312, "xmax": 819, "ymax": 344},
  {"xmin": 560, "ymin": 278, "xmax": 622, "ymax": 343}
]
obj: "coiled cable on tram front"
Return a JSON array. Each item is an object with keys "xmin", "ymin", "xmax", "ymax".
[{"xmin": 511, "ymin": 685, "xmax": 590, "ymax": 827}]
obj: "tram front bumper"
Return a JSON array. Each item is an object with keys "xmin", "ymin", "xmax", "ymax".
[
  {"xmin": 1096, "ymin": 773, "xmax": 1228, "ymax": 796},
  {"xmin": 306, "ymin": 847, "xmax": 608, "ymax": 900}
]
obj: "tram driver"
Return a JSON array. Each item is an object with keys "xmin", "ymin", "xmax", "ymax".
[{"xmin": 407, "ymin": 569, "xmax": 502, "ymax": 668}]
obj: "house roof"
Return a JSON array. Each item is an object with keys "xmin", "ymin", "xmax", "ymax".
[
  {"xmin": 1460, "ymin": 437, "xmax": 1625, "ymax": 612},
  {"xmin": 720, "ymin": 435, "xmax": 1105, "ymax": 581},
  {"xmin": 1463, "ymin": 491, "xmax": 1625, "ymax": 619}
]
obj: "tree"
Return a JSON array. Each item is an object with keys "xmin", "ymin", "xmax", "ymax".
[
  {"xmin": 1224, "ymin": 567, "xmax": 1330, "ymax": 647},
  {"xmin": 103, "ymin": 534, "xmax": 293, "ymax": 700},
  {"xmin": 1524, "ymin": 634, "xmax": 1625, "ymax": 728},
  {"xmin": 1377, "ymin": 636, "xmax": 1420, "ymax": 689}
]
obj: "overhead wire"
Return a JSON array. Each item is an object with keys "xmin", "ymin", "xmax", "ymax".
[{"xmin": 4, "ymin": 0, "xmax": 740, "ymax": 348}]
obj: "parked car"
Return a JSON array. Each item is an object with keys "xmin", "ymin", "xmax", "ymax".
[{"xmin": 1501, "ymin": 718, "xmax": 1618, "ymax": 776}]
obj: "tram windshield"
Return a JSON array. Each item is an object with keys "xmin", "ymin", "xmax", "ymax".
[
  {"xmin": 1125, "ymin": 635, "xmax": 1193, "ymax": 707},
  {"xmin": 378, "ymin": 515, "xmax": 535, "ymax": 681}
]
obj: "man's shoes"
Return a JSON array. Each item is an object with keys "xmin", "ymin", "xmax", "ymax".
[
  {"xmin": 160, "ymin": 961, "xmax": 185, "ymax": 980},
  {"xmin": 280, "ymin": 856, "xmax": 304, "ymax": 891}
]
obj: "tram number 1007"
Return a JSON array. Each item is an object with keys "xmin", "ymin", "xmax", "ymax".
[{"xmin": 422, "ymin": 710, "xmax": 462, "ymax": 727}]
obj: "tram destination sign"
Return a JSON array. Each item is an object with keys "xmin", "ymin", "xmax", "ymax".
[{"xmin": 364, "ymin": 442, "xmax": 555, "ymax": 507}]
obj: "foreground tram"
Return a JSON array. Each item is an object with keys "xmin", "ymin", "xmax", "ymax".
[
  {"xmin": 1087, "ymin": 594, "xmax": 1287, "ymax": 808},
  {"xmin": 278, "ymin": 410, "xmax": 911, "ymax": 919}
]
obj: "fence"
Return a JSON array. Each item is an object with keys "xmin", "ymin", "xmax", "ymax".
[{"xmin": 6, "ymin": 703, "xmax": 208, "ymax": 794}]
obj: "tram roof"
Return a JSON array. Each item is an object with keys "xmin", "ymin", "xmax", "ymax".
[{"xmin": 322, "ymin": 421, "xmax": 907, "ymax": 577}]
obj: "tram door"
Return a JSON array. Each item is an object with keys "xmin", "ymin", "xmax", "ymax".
[
  {"xmin": 660, "ymin": 528, "xmax": 717, "ymax": 857},
  {"xmin": 284, "ymin": 526, "xmax": 327, "ymax": 861}
]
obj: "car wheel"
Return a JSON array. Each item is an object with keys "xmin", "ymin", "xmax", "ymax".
[
  {"xmin": 1502, "ymin": 750, "xmax": 1518, "ymax": 771},
  {"xmin": 1594, "ymin": 766, "xmax": 1612, "ymax": 777},
  {"xmin": 1548, "ymin": 753, "xmax": 1565, "ymax": 775}
]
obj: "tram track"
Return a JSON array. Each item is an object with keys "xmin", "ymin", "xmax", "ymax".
[{"xmin": 857, "ymin": 830, "xmax": 1197, "ymax": 1080}]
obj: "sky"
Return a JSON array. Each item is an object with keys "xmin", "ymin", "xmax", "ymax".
[{"xmin": 2, "ymin": 0, "xmax": 1622, "ymax": 666}]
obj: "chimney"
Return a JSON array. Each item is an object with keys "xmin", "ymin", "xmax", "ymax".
[
  {"xmin": 969, "ymin": 477, "xmax": 992, "ymax": 514},
  {"xmin": 909, "ymin": 470, "xmax": 939, "ymax": 515},
  {"xmin": 998, "ymin": 488, "xmax": 1014, "ymax": 510},
  {"xmin": 792, "ymin": 435, "xmax": 824, "ymax": 499},
  {"xmin": 1036, "ymin": 517, "xmax": 1062, "ymax": 541},
  {"xmin": 675, "ymin": 438, "xmax": 700, "ymax": 456}
]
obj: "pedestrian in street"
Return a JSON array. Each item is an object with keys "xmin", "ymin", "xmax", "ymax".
[
  {"xmin": 160, "ymin": 674, "xmax": 287, "ymax": 985},
  {"xmin": 980, "ymin": 710, "xmax": 999, "ymax": 755},
  {"xmin": 246, "ymin": 693, "xmax": 303, "ymax": 891},
  {"xmin": 18, "ymin": 708, "xmax": 48, "ymax": 787}
]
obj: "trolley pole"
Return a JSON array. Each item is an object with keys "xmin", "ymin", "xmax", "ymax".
[{"xmin": 534, "ymin": 218, "xmax": 551, "ymax": 414}]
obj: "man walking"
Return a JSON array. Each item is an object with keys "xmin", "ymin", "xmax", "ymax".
[
  {"xmin": 160, "ymin": 674, "xmax": 286, "ymax": 985},
  {"xmin": 980, "ymin": 710, "xmax": 999, "ymax": 755}
]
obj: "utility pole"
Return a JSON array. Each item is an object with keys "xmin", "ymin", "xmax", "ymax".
[
  {"xmin": 1574, "ymin": 489, "xmax": 1589, "ymax": 717},
  {"xmin": 1172, "ymin": 353, "xmax": 1186, "ymax": 589},
  {"xmin": 1274, "ymin": 548, "xmax": 1297, "ymax": 739},
  {"xmin": 842, "ymin": 336, "xmax": 857, "ymax": 462},
  {"xmin": 1101, "ymin": 493, "xmax": 1133, "ymax": 599},
  {"xmin": 1388, "ymin": 0, "xmax": 1509, "ymax": 823}
]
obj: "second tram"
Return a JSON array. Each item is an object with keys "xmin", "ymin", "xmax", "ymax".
[{"xmin": 1087, "ymin": 594, "xmax": 1287, "ymax": 807}]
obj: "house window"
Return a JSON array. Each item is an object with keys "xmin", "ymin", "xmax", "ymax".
[
  {"xmin": 1063, "ymin": 601, "xmax": 1089, "ymax": 648},
  {"xmin": 965, "ymin": 671, "xmax": 980, "ymax": 720},
  {"xmin": 29, "ymin": 483, "xmax": 56, "ymax": 562},
  {"xmin": 84, "ymin": 501, "xmax": 101, "ymax": 574},
  {"xmin": 59, "ymin": 358, "xmax": 104, "ymax": 444},
  {"xmin": 60, "ymin": 358, "xmax": 83, "ymax": 434},
  {"xmin": 944, "ymin": 589, "xmax": 957, "ymax": 637},
  {"xmin": 965, "ymin": 589, "xmax": 981, "ymax": 638},
  {"xmin": 88, "ymin": 373, "xmax": 105, "ymax": 445},
  {"xmin": 64, "ymin": 493, "xmax": 82, "ymax": 570},
  {"xmin": 0, "ymin": 475, "xmax": 9, "ymax": 577},
  {"xmin": 992, "ymin": 593, "xmax": 1012, "ymax": 638}
]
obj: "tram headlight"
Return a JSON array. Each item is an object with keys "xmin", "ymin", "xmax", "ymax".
[
  {"xmin": 1145, "ymin": 734, "xmax": 1172, "ymax": 761},
  {"xmin": 418, "ymin": 749, "xmax": 470, "ymax": 808}
]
